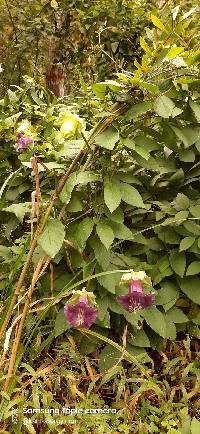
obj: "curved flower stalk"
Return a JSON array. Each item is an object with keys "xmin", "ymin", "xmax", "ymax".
[
  {"xmin": 117, "ymin": 270, "xmax": 155, "ymax": 313},
  {"xmin": 64, "ymin": 288, "xmax": 97, "ymax": 328}
]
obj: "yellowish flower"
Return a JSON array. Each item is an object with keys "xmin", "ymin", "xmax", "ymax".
[
  {"xmin": 120, "ymin": 269, "xmax": 152, "ymax": 286},
  {"xmin": 55, "ymin": 111, "xmax": 84, "ymax": 138},
  {"xmin": 16, "ymin": 119, "xmax": 32, "ymax": 134},
  {"xmin": 16, "ymin": 119, "xmax": 36, "ymax": 140}
]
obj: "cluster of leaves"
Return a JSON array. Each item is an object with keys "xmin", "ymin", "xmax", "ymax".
[
  {"xmin": 0, "ymin": 0, "xmax": 156, "ymax": 96},
  {"xmin": 39, "ymin": 9, "xmax": 200, "ymax": 349},
  {"xmin": 0, "ymin": 8, "xmax": 200, "ymax": 431},
  {"xmin": 1, "ymin": 8, "xmax": 200, "ymax": 358}
]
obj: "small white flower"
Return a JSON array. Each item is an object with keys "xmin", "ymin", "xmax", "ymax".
[
  {"xmin": 120, "ymin": 269, "xmax": 152, "ymax": 286},
  {"xmin": 133, "ymin": 271, "xmax": 147, "ymax": 281}
]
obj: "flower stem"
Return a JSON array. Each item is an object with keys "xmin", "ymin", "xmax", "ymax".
[{"xmin": 79, "ymin": 328, "xmax": 150, "ymax": 378}]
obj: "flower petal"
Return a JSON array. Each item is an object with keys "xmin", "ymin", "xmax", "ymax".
[
  {"xmin": 117, "ymin": 291, "xmax": 155, "ymax": 312},
  {"xmin": 143, "ymin": 292, "xmax": 155, "ymax": 308},
  {"xmin": 128, "ymin": 279, "xmax": 144, "ymax": 294},
  {"xmin": 64, "ymin": 300, "xmax": 97, "ymax": 328}
]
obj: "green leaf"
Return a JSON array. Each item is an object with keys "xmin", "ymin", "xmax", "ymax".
[
  {"xmin": 190, "ymin": 205, "xmax": 200, "ymax": 218},
  {"xmin": 67, "ymin": 194, "xmax": 83, "ymax": 212},
  {"xmin": 99, "ymin": 345, "xmax": 122, "ymax": 372},
  {"xmin": 123, "ymin": 138, "xmax": 135, "ymax": 150},
  {"xmin": 179, "ymin": 149, "xmax": 195, "ymax": 162},
  {"xmin": 104, "ymin": 181, "xmax": 121, "ymax": 213},
  {"xmin": 180, "ymin": 277, "xmax": 200, "ymax": 304},
  {"xmin": 180, "ymin": 127, "xmax": 200, "ymax": 147},
  {"xmin": 165, "ymin": 307, "xmax": 188, "ymax": 323},
  {"xmin": 126, "ymin": 343, "xmax": 151, "ymax": 363},
  {"xmin": 108, "ymin": 296, "xmax": 125, "ymax": 314},
  {"xmin": 196, "ymin": 138, "xmax": 200, "ymax": 152},
  {"xmin": 151, "ymin": 14, "xmax": 167, "ymax": 31},
  {"xmin": 71, "ymin": 217, "xmax": 94, "ymax": 251},
  {"xmin": 109, "ymin": 221, "xmax": 133, "ymax": 240},
  {"xmin": 54, "ymin": 309, "xmax": 70, "ymax": 337},
  {"xmin": 60, "ymin": 171, "xmax": 99, "ymax": 205},
  {"xmin": 120, "ymin": 183, "xmax": 144, "ymax": 208},
  {"xmin": 96, "ymin": 222, "xmax": 114, "ymax": 250},
  {"xmin": 154, "ymin": 96, "xmax": 175, "ymax": 118},
  {"xmin": 37, "ymin": 219, "xmax": 65, "ymax": 258},
  {"xmin": 79, "ymin": 335, "xmax": 101, "ymax": 355},
  {"xmin": 171, "ymin": 107, "xmax": 183, "ymax": 118},
  {"xmin": 174, "ymin": 193, "xmax": 190, "ymax": 210},
  {"xmin": 191, "ymin": 417, "xmax": 200, "ymax": 434},
  {"xmin": 165, "ymin": 321, "xmax": 176, "ymax": 340},
  {"xmin": 92, "ymin": 83, "xmax": 106, "ymax": 98},
  {"xmin": 111, "ymin": 42, "xmax": 119, "ymax": 53},
  {"xmin": 156, "ymin": 282, "xmax": 179, "ymax": 311},
  {"xmin": 179, "ymin": 236, "xmax": 195, "ymax": 252},
  {"xmin": 96, "ymin": 296, "xmax": 109, "ymax": 321},
  {"xmin": 138, "ymin": 81, "xmax": 159, "ymax": 94},
  {"xmin": 59, "ymin": 173, "xmax": 76, "ymax": 204},
  {"xmin": 4, "ymin": 112, "xmax": 22, "ymax": 128},
  {"xmin": 169, "ymin": 251, "xmax": 186, "ymax": 277},
  {"xmin": 125, "ymin": 102, "xmax": 152, "ymax": 121},
  {"xmin": 97, "ymin": 267, "xmax": 121, "ymax": 294},
  {"xmin": 170, "ymin": 126, "xmax": 189, "ymax": 147},
  {"xmin": 142, "ymin": 307, "xmax": 167, "ymax": 338},
  {"xmin": 129, "ymin": 329, "xmax": 150, "ymax": 347},
  {"xmin": 0, "ymin": 245, "xmax": 13, "ymax": 260},
  {"xmin": 76, "ymin": 171, "xmax": 100, "ymax": 184},
  {"xmin": 95, "ymin": 311, "xmax": 110, "ymax": 328},
  {"xmin": 105, "ymin": 207, "xmax": 124, "ymax": 224},
  {"xmin": 135, "ymin": 145, "xmax": 150, "ymax": 160},
  {"xmin": 166, "ymin": 47, "xmax": 184, "ymax": 59},
  {"xmin": 186, "ymin": 261, "xmax": 200, "ymax": 276},
  {"xmin": 184, "ymin": 221, "xmax": 200, "ymax": 236},
  {"xmin": 175, "ymin": 210, "xmax": 189, "ymax": 223},
  {"xmin": 123, "ymin": 311, "xmax": 141, "ymax": 327},
  {"xmin": 135, "ymin": 135, "xmax": 159, "ymax": 152},
  {"xmin": 189, "ymin": 100, "xmax": 200, "ymax": 122},
  {"xmin": 3, "ymin": 203, "xmax": 31, "ymax": 223},
  {"xmin": 95, "ymin": 126, "xmax": 119, "ymax": 150},
  {"xmin": 140, "ymin": 37, "xmax": 152, "ymax": 55},
  {"xmin": 89, "ymin": 237, "xmax": 110, "ymax": 270},
  {"xmin": 8, "ymin": 89, "xmax": 18, "ymax": 103}
]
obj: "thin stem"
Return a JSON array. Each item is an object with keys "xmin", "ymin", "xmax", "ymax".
[
  {"xmin": 79, "ymin": 329, "xmax": 149, "ymax": 378},
  {"xmin": 3, "ymin": 256, "xmax": 45, "ymax": 391}
]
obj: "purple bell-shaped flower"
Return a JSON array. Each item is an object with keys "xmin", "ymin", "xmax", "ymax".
[
  {"xmin": 117, "ymin": 279, "xmax": 155, "ymax": 313},
  {"xmin": 64, "ymin": 289, "xmax": 97, "ymax": 329}
]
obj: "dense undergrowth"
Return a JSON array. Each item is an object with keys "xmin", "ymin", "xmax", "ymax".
[
  {"xmin": 0, "ymin": 337, "xmax": 200, "ymax": 433},
  {"xmin": 0, "ymin": 5, "xmax": 200, "ymax": 433}
]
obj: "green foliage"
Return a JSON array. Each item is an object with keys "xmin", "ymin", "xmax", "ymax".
[
  {"xmin": 37, "ymin": 219, "xmax": 65, "ymax": 258},
  {"xmin": 0, "ymin": 335, "xmax": 199, "ymax": 433},
  {"xmin": 1, "ymin": 7, "xmax": 200, "ymax": 431},
  {"xmin": 1, "ymin": 9, "xmax": 200, "ymax": 346},
  {"xmin": 0, "ymin": 0, "xmax": 154, "ymax": 96}
]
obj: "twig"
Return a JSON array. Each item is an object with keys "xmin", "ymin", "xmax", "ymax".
[{"xmin": 79, "ymin": 328, "xmax": 149, "ymax": 378}]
